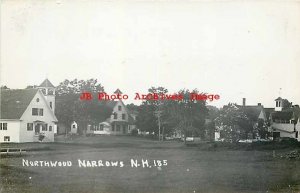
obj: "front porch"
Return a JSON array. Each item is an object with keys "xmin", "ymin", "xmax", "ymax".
[{"xmin": 111, "ymin": 121, "xmax": 129, "ymax": 135}]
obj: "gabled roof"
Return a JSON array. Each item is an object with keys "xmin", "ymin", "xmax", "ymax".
[
  {"xmin": 0, "ymin": 89, "xmax": 38, "ymax": 119},
  {"xmin": 238, "ymin": 105, "xmax": 264, "ymax": 121},
  {"xmin": 106, "ymin": 101, "xmax": 118, "ymax": 109},
  {"xmin": 39, "ymin": 79, "xmax": 55, "ymax": 88},
  {"xmin": 101, "ymin": 100, "xmax": 135, "ymax": 124},
  {"xmin": 114, "ymin": 89, "xmax": 122, "ymax": 94}
]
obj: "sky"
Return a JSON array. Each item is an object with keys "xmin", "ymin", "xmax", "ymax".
[{"xmin": 1, "ymin": 0, "xmax": 300, "ymax": 108}]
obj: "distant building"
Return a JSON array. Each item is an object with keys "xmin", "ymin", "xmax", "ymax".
[
  {"xmin": 269, "ymin": 97, "xmax": 300, "ymax": 140},
  {"xmin": 70, "ymin": 121, "xmax": 78, "ymax": 134},
  {"xmin": 86, "ymin": 89, "xmax": 136, "ymax": 135},
  {"xmin": 0, "ymin": 79, "xmax": 58, "ymax": 142}
]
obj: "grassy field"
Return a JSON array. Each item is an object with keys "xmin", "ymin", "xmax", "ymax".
[{"xmin": 1, "ymin": 135, "xmax": 300, "ymax": 193}]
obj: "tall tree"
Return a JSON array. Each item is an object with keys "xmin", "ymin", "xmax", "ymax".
[
  {"xmin": 55, "ymin": 78, "xmax": 107, "ymax": 134},
  {"xmin": 136, "ymin": 86, "xmax": 169, "ymax": 138},
  {"xmin": 166, "ymin": 89, "xmax": 208, "ymax": 143},
  {"xmin": 215, "ymin": 103, "xmax": 253, "ymax": 142},
  {"xmin": 56, "ymin": 78, "xmax": 104, "ymax": 96}
]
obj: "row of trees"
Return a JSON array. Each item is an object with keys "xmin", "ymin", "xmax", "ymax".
[{"xmin": 135, "ymin": 87, "xmax": 209, "ymax": 141}]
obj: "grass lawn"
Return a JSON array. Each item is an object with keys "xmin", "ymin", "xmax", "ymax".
[{"xmin": 1, "ymin": 135, "xmax": 300, "ymax": 193}]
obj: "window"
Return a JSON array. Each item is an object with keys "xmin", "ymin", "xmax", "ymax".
[
  {"xmin": 116, "ymin": 125, "xmax": 120, "ymax": 131},
  {"xmin": 2, "ymin": 123, "xmax": 7, "ymax": 130},
  {"xmin": 4, "ymin": 136, "xmax": 10, "ymax": 142},
  {"xmin": 36, "ymin": 98, "xmax": 40, "ymax": 102},
  {"xmin": 32, "ymin": 108, "xmax": 43, "ymax": 116},
  {"xmin": 72, "ymin": 124, "xmax": 76, "ymax": 128},
  {"xmin": 48, "ymin": 89, "xmax": 54, "ymax": 95},
  {"xmin": 27, "ymin": 123, "xmax": 33, "ymax": 131},
  {"xmin": 39, "ymin": 109, "xmax": 43, "ymax": 116},
  {"xmin": 118, "ymin": 106, "xmax": 122, "ymax": 111},
  {"xmin": 41, "ymin": 89, "xmax": 46, "ymax": 95},
  {"xmin": 49, "ymin": 126, "xmax": 52, "ymax": 131},
  {"xmin": 112, "ymin": 125, "xmax": 115, "ymax": 131},
  {"xmin": 122, "ymin": 114, "xmax": 126, "ymax": 120},
  {"xmin": 50, "ymin": 102, "xmax": 52, "ymax": 109},
  {"xmin": 100, "ymin": 125, "xmax": 104, "ymax": 131},
  {"xmin": 32, "ymin": 108, "xmax": 38, "ymax": 115},
  {"xmin": 113, "ymin": 113, "xmax": 117, "ymax": 119},
  {"xmin": 42, "ymin": 124, "xmax": 48, "ymax": 131}
]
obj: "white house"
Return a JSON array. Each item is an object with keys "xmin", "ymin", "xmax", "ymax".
[
  {"xmin": 270, "ymin": 97, "xmax": 300, "ymax": 140},
  {"xmin": 0, "ymin": 79, "xmax": 58, "ymax": 142},
  {"xmin": 86, "ymin": 89, "xmax": 136, "ymax": 135}
]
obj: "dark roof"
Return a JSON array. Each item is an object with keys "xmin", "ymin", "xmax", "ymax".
[
  {"xmin": 39, "ymin": 79, "xmax": 55, "ymax": 88},
  {"xmin": 114, "ymin": 89, "xmax": 122, "ymax": 94},
  {"xmin": 271, "ymin": 111, "xmax": 293, "ymax": 121},
  {"xmin": 238, "ymin": 105, "xmax": 264, "ymax": 121},
  {"xmin": 275, "ymin": 97, "xmax": 283, "ymax": 101},
  {"xmin": 0, "ymin": 89, "xmax": 38, "ymax": 119},
  {"xmin": 106, "ymin": 101, "xmax": 118, "ymax": 109},
  {"xmin": 264, "ymin": 108, "xmax": 275, "ymax": 120}
]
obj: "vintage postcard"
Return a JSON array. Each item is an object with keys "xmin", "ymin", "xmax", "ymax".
[{"xmin": 1, "ymin": 0, "xmax": 300, "ymax": 192}]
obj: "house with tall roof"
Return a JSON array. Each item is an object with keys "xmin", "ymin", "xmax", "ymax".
[
  {"xmin": 86, "ymin": 89, "xmax": 136, "ymax": 135},
  {"xmin": 0, "ymin": 79, "xmax": 58, "ymax": 142}
]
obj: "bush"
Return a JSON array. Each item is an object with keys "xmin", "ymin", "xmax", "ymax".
[
  {"xmin": 38, "ymin": 134, "xmax": 45, "ymax": 142},
  {"xmin": 131, "ymin": 129, "xmax": 138, "ymax": 136}
]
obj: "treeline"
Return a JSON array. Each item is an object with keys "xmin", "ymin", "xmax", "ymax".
[{"xmin": 53, "ymin": 79, "xmax": 214, "ymax": 139}]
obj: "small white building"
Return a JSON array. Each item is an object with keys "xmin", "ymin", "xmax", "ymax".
[
  {"xmin": 70, "ymin": 121, "xmax": 78, "ymax": 134},
  {"xmin": 0, "ymin": 79, "xmax": 58, "ymax": 142}
]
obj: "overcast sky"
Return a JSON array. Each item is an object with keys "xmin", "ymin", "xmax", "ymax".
[{"xmin": 1, "ymin": 0, "xmax": 300, "ymax": 107}]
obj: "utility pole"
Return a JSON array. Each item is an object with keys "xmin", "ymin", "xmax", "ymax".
[{"xmin": 154, "ymin": 110, "xmax": 162, "ymax": 141}]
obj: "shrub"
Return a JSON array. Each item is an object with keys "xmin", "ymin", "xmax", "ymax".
[{"xmin": 38, "ymin": 134, "xmax": 45, "ymax": 142}]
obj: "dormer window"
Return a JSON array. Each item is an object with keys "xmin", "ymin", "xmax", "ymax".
[
  {"xmin": 276, "ymin": 101, "xmax": 281, "ymax": 107},
  {"xmin": 41, "ymin": 89, "xmax": 46, "ymax": 95},
  {"xmin": 48, "ymin": 89, "xmax": 54, "ymax": 95},
  {"xmin": 118, "ymin": 106, "xmax": 122, "ymax": 111}
]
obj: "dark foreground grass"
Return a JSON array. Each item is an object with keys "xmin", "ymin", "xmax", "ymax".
[{"xmin": 1, "ymin": 136, "xmax": 300, "ymax": 193}]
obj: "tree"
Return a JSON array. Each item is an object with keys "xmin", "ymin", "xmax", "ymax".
[
  {"xmin": 205, "ymin": 106, "xmax": 220, "ymax": 141},
  {"xmin": 56, "ymin": 78, "xmax": 104, "ymax": 96},
  {"xmin": 0, "ymin": 85, "xmax": 9, "ymax": 89},
  {"xmin": 165, "ymin": 89, "xmax": 208, "ymax": 143},
  {"xmin": 255, "ymin": 119, "xmax": 269, "ymax": 139},
  {"xmin": 215, "ymin": 103, "xmax": 252, "ymax": 142},
  {"xmin": 55, "ymin": 78, "xmax": 107, "ymax": 134},
  {"xmin": 136, "ymin": 86, "xmax": 169, "ymax": 138},
  {"xmin": 26, "ymin": 85, "xmax": 38, "ymax": 89},
  {"xmin": 282, "ymin": 99, "xmax": 292, "ymax": 110}
]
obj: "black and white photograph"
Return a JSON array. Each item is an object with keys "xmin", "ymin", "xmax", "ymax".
[{"xmin": 1, "ymin": 0, "xmax": 300, "ymax": 192}]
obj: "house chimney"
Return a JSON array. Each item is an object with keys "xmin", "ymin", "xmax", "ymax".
[
  {"xmin": 242, "ymin": 98, "xmax": 246, "ymax": 106},
  {"xmin": 258, "ymin": 103, "xmax": 261, "ymax": 106}
]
